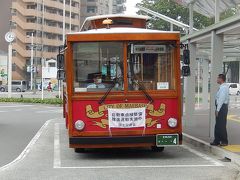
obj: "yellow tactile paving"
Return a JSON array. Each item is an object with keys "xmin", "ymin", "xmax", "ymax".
[
  {"xmin": 223, "ymin": 145, "xmax": 240, "ymax": 152},
  {"xmin": 227, "ymin": 115, "xmax": 240, "ymax": 123}
]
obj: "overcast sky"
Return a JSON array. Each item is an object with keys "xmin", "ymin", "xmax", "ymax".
[{"xmin": 125, "ymin": 0, "xmax": 142, "ymax": 14}]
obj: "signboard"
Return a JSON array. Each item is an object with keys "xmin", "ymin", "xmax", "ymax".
[
  {"xmin": 157, "ymin": 82, "xmax": 169, "ymax": 90},
  {"xmin": 131, "ymin": 45, "xmax": 166, "ymax": 54},
  {"xmin": 108, "ymin": 108, "xmax": 146, "ymax": 128}
]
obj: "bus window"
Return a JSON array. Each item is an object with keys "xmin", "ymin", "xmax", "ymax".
[
  {"xmin": 128, "ymin": 42, "xmax": 176, "ymax": 91},
  {"xmin": 73, "ymin": 42, "xmax": 124, "ymax": 92}
]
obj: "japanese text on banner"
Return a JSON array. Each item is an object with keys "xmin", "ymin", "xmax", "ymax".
[{"xmin": 108, "ymin": 108, "xmax": 146, "ymax": 128}]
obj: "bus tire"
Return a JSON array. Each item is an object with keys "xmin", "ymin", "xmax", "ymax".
[
  {"xmin": 151, "ymin": 146, "xmax": 165, "ymax": 152},
  {"xmin": 16, "ymin": 88, "xmax": 21, "ymax": 92},
  {"xmin": 74, "ymin": 148, "xmax": 85, "ymax": 153}
]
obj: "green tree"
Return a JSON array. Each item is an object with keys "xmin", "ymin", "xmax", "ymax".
[
  {"xmin": 137, "ymin": 0, "xmax": 214, "ymax": 33},
  {"xmin": 220, "ymin": 7, "xmax": 239, "ymax": 20}
]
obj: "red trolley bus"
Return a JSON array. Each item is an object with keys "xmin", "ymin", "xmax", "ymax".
[{"xmin": 59, "ymin": 14, "xmax": 183, "ymax": 152}]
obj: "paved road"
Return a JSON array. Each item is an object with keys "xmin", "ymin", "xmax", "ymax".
[
  {"xmin": 0, "ymin": 119, "xmax": 239, "ymax": 180},
  {"xmin": 0, "ymin": 102, "xmax": 239, "ymax": 179},
  {"xmin": 0, "ymin": 103, "xmax": 62, "ymax": 167}
]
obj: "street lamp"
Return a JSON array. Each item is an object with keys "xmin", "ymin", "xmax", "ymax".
[{"xmin": 5, "ymin": 31, "xmax": 16, "ymax": 98}]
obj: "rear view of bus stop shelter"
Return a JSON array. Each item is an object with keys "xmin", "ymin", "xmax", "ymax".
[{"xmin": 176, "ymin": 0, "xmax": 240, "ymax": 142}]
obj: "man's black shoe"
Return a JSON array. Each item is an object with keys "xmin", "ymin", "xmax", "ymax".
[
  {"xmin": 210, "ymin": 142, "xmax": 220, "ymax": 146},
  {"xmin": 220, "ymin": 143, "xmax": 228, "ymax": 146}
]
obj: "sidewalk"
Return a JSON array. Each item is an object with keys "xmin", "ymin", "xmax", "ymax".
[
  {"xmin": 183, "ymin": 95, "xmax": 240, "ymax": 144},
  {"xmin": 183, "ymin": 105, "xmax": 240, "ymax": 167}
]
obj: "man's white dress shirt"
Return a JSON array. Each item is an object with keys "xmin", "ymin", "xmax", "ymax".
[{"xmin": 215, "ymin": 83, "xmax": 229, "ymax": 112}]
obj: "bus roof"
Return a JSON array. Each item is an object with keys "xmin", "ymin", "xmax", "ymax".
[
  {"xmin": 68, "ymin": 27, "xmax": 179, "ymax": 35},
  {"xmin": 81, "ymin": 14, "xmax": 150, "ymax": 31},
  {"xmin": 84, "ymin": 14, "xmax": 150, "ymax": 22}
]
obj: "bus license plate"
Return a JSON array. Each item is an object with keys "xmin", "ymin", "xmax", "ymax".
[{"xmin": 156, "ymin": 134, "xmax": 179, "ymax": 146}]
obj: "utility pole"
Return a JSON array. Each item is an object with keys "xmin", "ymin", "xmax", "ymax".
[
  {"xmin": 58, "ymin": 0, "xmax": 66, "ymax": 99},
  {"xmin": 30, "ymin": 32, "xmax": 34, "ymax": 90},
  {"xmin": 41, "ymin": 0, "xmax": 45, "ymax": 100},
  {"xmin": 70, "ymin": 0, "xmax": 72, "ymax": 33}
]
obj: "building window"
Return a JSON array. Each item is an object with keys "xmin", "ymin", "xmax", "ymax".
[
  {"xmin": 27, "ymin": 5, "xmax": 36, "ymax": 9},
  {"xmin": 87, "ymin": 6, "xmax": 97, "ymax": 13},
  {"xmin": 27, "ymin": 18, "xmax": 36, "ymax": 23},
  {"xmin": 48, "ymin": 62, "xmax": 56, "ymax": 67},
  {"xmin": 12, "ymin": 63, "xmax": 17, "ymax": 72},
  {"xmin": 12, "ymin": 50, "xmax": 17, "ymax": 57},
  {"xmin": 11, "ymin": 9, "xmax": 17, "ymax": 16}
]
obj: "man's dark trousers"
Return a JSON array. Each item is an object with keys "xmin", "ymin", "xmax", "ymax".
[{"xmin": 214, "ymin": 104, "xmax": 228, "ymax": 144}]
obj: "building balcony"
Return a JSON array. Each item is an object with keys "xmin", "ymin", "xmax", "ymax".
[{"xmin": 22, "ymin": 0, "xmax": 80, "ymax": 14}]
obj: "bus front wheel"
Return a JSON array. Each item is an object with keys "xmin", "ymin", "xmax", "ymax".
[{"xmin": 151, "ymin": 146, "xmax": 165, "ymax": 152}]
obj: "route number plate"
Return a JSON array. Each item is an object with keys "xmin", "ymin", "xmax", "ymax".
[{"xmin": 156, "ymin": 134, "xmax": 179, "ymax": 146}]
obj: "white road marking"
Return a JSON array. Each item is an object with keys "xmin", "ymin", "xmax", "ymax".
[
  {"xmin": 53, "ymin": 123, "xmax": 224, "ymax": 169},
  {"xmin": 53, "ymin": 123, "xmax": 61, "ymax": 168},
  {"xmin": 14, "ymin": 109, "xmax": 23, "ymax": 112},
  {"xmin": 0, "ymin": 119, "xmax": 56, "ymax": 171},
  {"xmin": 35, "ymin": 110, "xmax": 62, "ymax": 114},
  {"xmin": 182, "ymin": 145, "xmax": 224, "ymax": 166},
  {"xmin": 55, "ymin": 164, "xmax": 222, "ymax": 169}
]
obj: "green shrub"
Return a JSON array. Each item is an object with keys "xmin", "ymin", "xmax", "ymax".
[{"xmin": 0, "ymin": 98, "xmax": 63, "ymax": 105}]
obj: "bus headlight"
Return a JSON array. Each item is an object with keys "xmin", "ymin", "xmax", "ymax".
[
  {"xmin": 75, "ymin": 120, "xmax": 85, "ymax": 131},
  {"xmin": 168, "ymin": 118, "xmax": 178, "ymax": 128}
]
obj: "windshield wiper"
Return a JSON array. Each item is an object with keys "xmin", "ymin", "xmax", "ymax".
[
  {"xmin": 134, "ymin": 80, "xmax": 154, "ymax": 104},
  {"xmin": 98, "ymin": 78, "xmax": 120, "ymax": 105}
]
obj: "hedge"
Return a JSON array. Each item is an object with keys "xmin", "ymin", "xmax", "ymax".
[{"xmin": 0, "ymin": 98, "xmax": 63, "ymax": 105}]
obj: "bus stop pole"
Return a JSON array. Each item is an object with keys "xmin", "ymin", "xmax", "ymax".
[
  {"xmin": 8, "ymin": 43, "xmax": 12, "ymax": 98},
  {"xmin": 209, "ymin": 31, "xmax": 223, "ymax": 140}
]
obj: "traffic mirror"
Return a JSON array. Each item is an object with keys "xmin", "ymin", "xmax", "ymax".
[
  {"xmin": 57, "ymin": 70, "xmax": 65, "ymax": 80},
  {"xmin": 57, "ymin": 54, "xmax": 64, "ymax": 69}
]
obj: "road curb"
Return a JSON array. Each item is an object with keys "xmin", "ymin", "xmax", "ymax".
[{"xmin": 183, "ymin": 133, "xmax": 240, "ymax": 167}]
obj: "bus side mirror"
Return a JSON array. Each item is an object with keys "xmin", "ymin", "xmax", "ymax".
[
  {"xmin": 182, "ymin": 66, "xmax": 190, "ymax": 76},
  {"xmin": 57, "ymin": 54, "xmax": 64, "ymax": 69},
  {"xmin": 183, "ymin": 50, "xmax": 190, "ymax": 65},
  {"xmin": 57, "ymin": 70, "xmax": 65, "ymax": 80}
]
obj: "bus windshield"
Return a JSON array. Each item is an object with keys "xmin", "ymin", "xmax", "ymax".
[
  {"xmin": 128, "ymin": 41, "xmax": 176, "ymax": 91},
  {"xmin": 73, "ymin": 41, "xmax": 176, "ymax": 93},
  {"xmin": 73, "ymin": 42, "xmax": 124, "ymax": 92}
]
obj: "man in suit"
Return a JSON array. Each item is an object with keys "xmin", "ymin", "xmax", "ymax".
[{"xmin": 210, "ymin": 74, "xmax": 229, "ymax": 146}]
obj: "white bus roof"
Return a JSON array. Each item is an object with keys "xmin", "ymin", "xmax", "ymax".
[
  {"xmin": 68, "ymin": 27, "xmax": 179, "ymax": 35},
  {"xmin": 81, "ymin": 14, "xmax": 150, "ymax": 31},
  {"xmin": 84, "ymin": 14, "xmax": 150, "ymax": 21}
]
